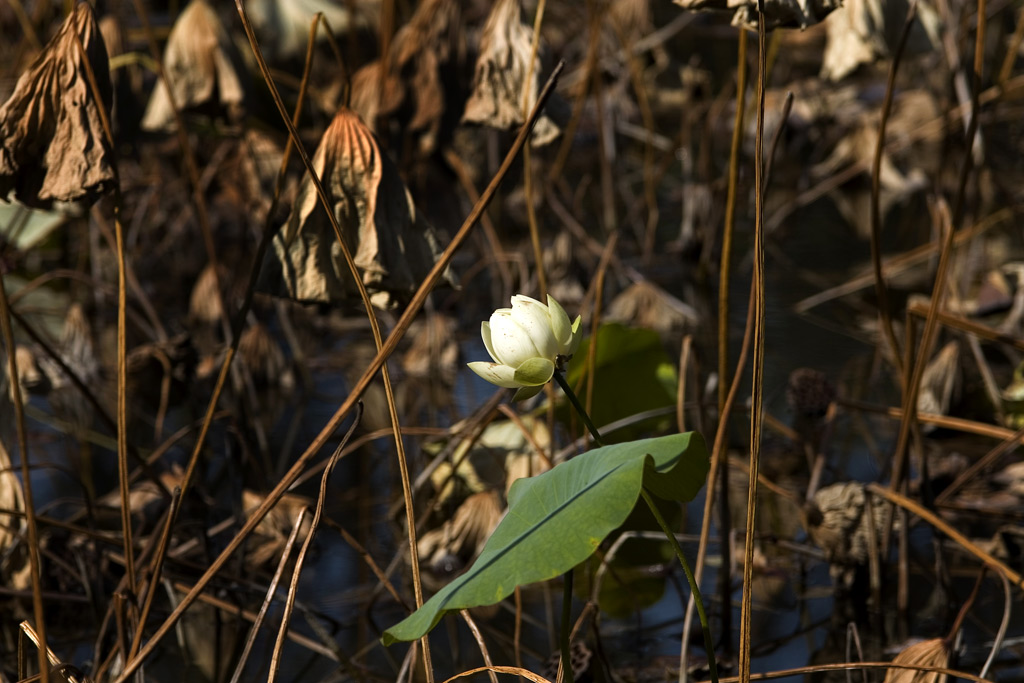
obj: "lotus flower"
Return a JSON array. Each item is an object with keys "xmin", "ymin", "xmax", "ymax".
[{"xmin": 468, "ymin": 295, "xmax": 581, "ymax": 401}]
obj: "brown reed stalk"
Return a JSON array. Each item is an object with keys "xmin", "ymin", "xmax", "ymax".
[
  {"xmin": 233, "ymin": 507, "xmax": 305, "ymax": 683},
  {"xmin": 719, "ymin": 29, "xmax": 747, "ymax": 418},
  {"xmin": 111, "ymin": 55, "xmax": 566, "ymax": 683},
  {"xmin": 676, "ymin": 335, "xmax": 693, "ymax": 434},
  {"xmin": 232, "ymin": 4, "xmax": 434, "ymax": 678},
  {"xmin": 681, "ymin": 277, "xmax": 755, "ymax": 680},
  {"xmin": 231, "ymin": 505, "xmax": 308, "ymax": 683},
  {"xmin": 701, "ymin": 34, "xmax": 749, "ymax": 670},
  {"xmin": 738, "ymin": 2, "xmax": 768, "ymax": 680},
  {"xmin": 584, "ymin": 231, "xmax": 617, "ymax": 431},
  {"xmin": 867, "ymin": 483, "xmax": 1022, "ymax": 589},
  {"xmin": 70, "ymin": 24, "xmax": 138, "ymax": 607},
  {"xmin": 692, "ymin": 662, "xmax": 995, "ymax": 683},
  {"xmin": 459, "ymin": 610, "xmax": 500, "ymax": 683},
  {"xmin": 127, "ymin": 487, "xmax": 181, "ymax": 662},
  {"xmin": 269, "ymin": 414, "xmax": 359, "ymax": 683},
  {"xmin": 869, "ymin": 1, "xmax": 920, "ymax": 380},
  {"xmin": 886, "ymin": 0, "xmax": 987, "ymax": 547},
  {"xmin": 0, "ymin": 273, "xmax": 49, "ymax": 683},
  {"xmin": 523, "ymin": 0, "xmax": 549, "ymax": 300}
]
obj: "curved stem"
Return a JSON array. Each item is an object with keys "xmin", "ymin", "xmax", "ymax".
[
  {"xmin": 554, "ymin": 370, "xmax": 717, "ymax": 682},
  {"xmin": 554, "ymin": 371, "xmax": 604, "ymax": 447},
  {"xmin": 640, "ymin": 488, "xmax": 719, "ymax": 683}
]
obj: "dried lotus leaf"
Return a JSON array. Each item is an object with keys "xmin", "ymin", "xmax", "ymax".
[
  {"xmin": 462, "ymin": 0, "xmax": 560, "ymax": 146},
  {"xmin": 350, "ymin": 0, "xmax": 463, "ymax": 154},
  {"xmin": 0, "ymin": 440, "xmax": 30, "ymax": 591},
  {"xmin": 418, "ymin": 490, "xmax": 504, "ymax": 569},
  {"xmin": 804, "ymin": 482, "xmax": 894, "ymax": 588},
  {"xmin": 141, "ymin": 0, "xmax": 245, "ymax": 131},
  {"xmin": 821, "ymin": 0, "xmax": 887, "ymax": 81},
  {"xmin": 883, "ymin": 638, "xmax": 949, "ymax": 683},
  {"xmin": 0, "ymin": 3, "xmax": 115, "ymax": 209},
  {"xmin": 401, "ymin": 313, "xmax": 459, "ymax": 382},
  {"xmin": 672, "ymin": 0, "xmax": 843, "ymax": 29},
  {"xmin": 258, "ymin": 108, "xmax": 452, "ymax": 308},
  {"xmin": 606, "ymin": 281, "xmax": 697, "ymax": 334}
]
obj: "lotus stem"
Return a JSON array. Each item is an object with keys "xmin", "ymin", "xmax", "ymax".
[
  {"xmin": 554, "ymin": 371, "xmax": 604, "ymax": 447},
  {"xmin": 554, "ymin": 369, "xmax": 717, "ymax": 683}
]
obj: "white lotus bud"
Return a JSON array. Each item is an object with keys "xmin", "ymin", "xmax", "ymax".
[{"xmin": 468, "ymin": 295, "xmax": 581, "ymax": 401}]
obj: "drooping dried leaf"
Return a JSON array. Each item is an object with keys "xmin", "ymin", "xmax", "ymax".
[
  {"xmin": 606, "ymin": 280, "xmax": 698, "ymax": 334},
  {"xmin": 0, "ymin": 3, "xmax": 114, "ymax": 209},
  {"xmin": 672, "ymin": 0, "xmax": 842, "ymax": 29},
  {"xmin": 39, "ymin": 303, "xmax": 101, "ymax": 434},
  {"xmin": 245, "ymin": 0, "xmax": 380, "ymax": 59},
  {"xmin": 238, "ymin": 322, "xmax": 291, "ymax": 389},
  {"xmin": 804, "ymin": 481, "xmax": 894, "ymax": 589},
  {"xmin": 883, "ymin": 638, "xmax": 949, "ymax": 683},
  {"xmin": 821, "ymin": 0, "xmax": 887, "ymax": 81},
  {"xmin": 0, "ymin": 440, "xmax": 30, "ymax": 591},
  {"xmin": 418, "ymin": 490, "xmax": 504, "ymax": 572},
  {"xmin": 188, "ymin": 263, "xmax": 228, "ymax": 325},
  {"xmin": 258, "ymin": 108, "xmax": 452, "ymax": 308},
  {"xmin": 141, "ymin": 0, "xmax": 245, "ymax": 131},
  {"xmin": 401, "ymin": 313, "xmax": 459, "ymax": 382},
  {"xmin": 461, "ymin": 0, "xmax": 560, "ymax": 146},
  {"xmin": 7, "ymin": 345, "xmax": 49, "ymax": 402},
  {"xmin": 242, "ymin": 488, "xmax": 312, "ymax": 566},
  {"xmin": 350, "ymin": 0, "xmax": 463, "ymax": 155},
  {"xmin": 917, "ymin": 340, "xmax": 959, "ymax": 426}
]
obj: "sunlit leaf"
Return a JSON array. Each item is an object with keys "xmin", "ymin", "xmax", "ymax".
[
  {"xmin": 0, "ymin": 3, "xmax": 114, "ymax": 208},
  {"xmin": 563, "ymin": 323, "xmax": 677, "ymax": 442},
  {"xmin": 382, "ymin": 432, "xmax": 709, "ymax": 644}
]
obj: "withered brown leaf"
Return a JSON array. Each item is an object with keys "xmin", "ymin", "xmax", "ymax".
[
  {"xmin": 0, "ymin": 440, "xmax": 29, "ymax": 591},
  {"xmin": 883, "ymin": 638, "xmax": 950, "ymax": 683},
  {"xmin": 350, "ymin": 0, "xmax": 464, "ymax": 155},
  {"xmin": 673, "ymin": 0, "xmax": 843, "ymax": 29},
  {"xmin": 258, "ymin": 108, "xmax": 452, "ymax": 308},
  {"xmin": 461, "ymin": 0, "xmax": 559, "ymax": 146},
  {"xmin": 0, "ymin": 3, "xmax": 114, "ymax": 209},
  {"xmin": 141, "ymin": 0, "xmax": 245, "ymax": 131},
  {"xmin": 821, "ymin": 0, "xmax": 887, "ymax": 81}
]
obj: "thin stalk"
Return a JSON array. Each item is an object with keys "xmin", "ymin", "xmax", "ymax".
[
  {"xmin": 71, "ymin": 21, "xmax": 138, "ymax": 609},
  {"xmin": 719, "ymin": 29, "xmax": 747, "ymax": 416},
  {"xmin": 739, "ymin": 2, "xmax": 769, "ymax": 681},
  {"xmin": 553, "ymin": 372, "xmax": 603, "ymax": 447},
  {"xmin": 0, "ymin": 274, "xmax": 49, "ymax": 683},
  {"xmin": 640, "ymin": 488, "xmax": 719, "ymax": 683},
  {"xmin": 112, "ymin": 60, "xmax": 567, "ymax": 683},
  {"xmin": 559, "ymin": 570, "xmax": 574, "ymax": 683},
  {"xmin": 234, "ymin": 4, "xmax": 431, "ymax": 677},
  {"xmin": 554, "ymin": 371, "xmax": 717, "ymax": 683},
  {"xmin": 869, "ymin": 1, "xmax": 919, "ymax": 380},
  {"xmin": 523, "ymin": 0, "xmax": 549, "ymax": 299}
]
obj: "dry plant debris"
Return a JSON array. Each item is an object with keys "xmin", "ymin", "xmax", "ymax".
[
  {"xmin": 804, "ymin": 481, "xmax": 892, "ymax": 589},
  {"xmin": 0, "ymin": 441, "xmax": 29, "ymax": 591},
  {"xmin": 258, "ymin": 108, "xmax": 451, "ymax": 308},
  {"xmin": 141, "ymin": 0, "xmax": 245, "ymax": 131},
  {"xmin": 0, "ymin": 3, "xmax": 114, "ymax": 208},
  {"xmin": 882, "ymin": 638, "xmax": 950, "ymax": 683},
  {"xmin": 350, "ymin": 0, "xmax": 464, "ymax": 155},
  {"xmin": 673, "ymin": 0, "xmax": 843, "ymax": 29},
  {"xmin": 820, "ymin": 0, "xmax": 887, "ymax": 81},
  {"xmin": 462, "ymin": 0, "xmax": 560, "ymax": 146}
]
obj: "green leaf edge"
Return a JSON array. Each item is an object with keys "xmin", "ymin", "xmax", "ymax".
[{"xmin": 381, "ymin": 431, "xmax": 709, "ymax": 645}]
